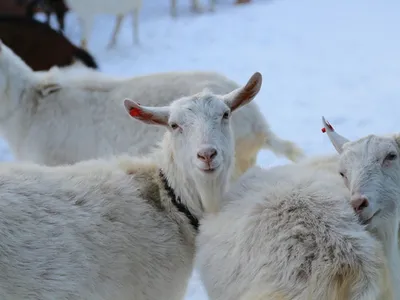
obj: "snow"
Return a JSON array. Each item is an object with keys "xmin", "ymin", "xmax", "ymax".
[{"xmin": 2, "ymin": 0, "xmax": 400, "ymax": 298}]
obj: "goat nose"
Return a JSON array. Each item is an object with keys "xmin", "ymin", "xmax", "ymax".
[
  {"xmin": 351, "ymin": 196, "xmax": 369, "ymax": 213},
  {"xmin": 197, "ymin": 147, "xmax": 218, "ymax": 162}
]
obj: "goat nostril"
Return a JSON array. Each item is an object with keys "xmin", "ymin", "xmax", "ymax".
[
  {"xmin": 360, "ymin": 198, "xmax": 369, "ymax": 209},
  {"xmin": 197, "ymin": 153, "xmax": 206, "ymax": 161},
  {"xmin": 352, "ymin": 197, "xmax": 369, "ymax": 213},
  {"xmin": 210, "ymin": 149, "xmax": 217, "ymax": 159}
]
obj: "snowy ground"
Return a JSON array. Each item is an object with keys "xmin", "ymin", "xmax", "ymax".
[{"xmin": 1, "ymin": 0, "xmax": 399, "ymax": 298}]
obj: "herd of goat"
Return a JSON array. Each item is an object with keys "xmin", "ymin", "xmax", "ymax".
[
  {"xmin": 0, "ymin": 1, "xmax": 398, "ymax": 300},
  {"xmin": 0, "ymin": 0, "xmax": 253, "ymax": 72}
]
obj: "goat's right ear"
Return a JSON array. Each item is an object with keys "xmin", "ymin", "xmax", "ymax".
[
  {"xmin": 224, "ymin": 72, "xmax": 262, "ymax": 112},
  {"xmin": 36, "ymin": 83, "xmax": 62, "ymax": 97},
  {"xmin": 123, "ymin": 98, "xmax": 170, "ymax": 126}
]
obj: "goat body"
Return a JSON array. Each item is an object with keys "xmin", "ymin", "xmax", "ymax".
[
  {"xmin": 0, "ymin": 157, "xmax": 197, "ymax": 300},
  {"xmin": 196, "ymin": 163, "xmax": 389, "ymax": 300},
  {"xmin": 0, "ymin": 0, "xmax": 28, "ymax": 15}
]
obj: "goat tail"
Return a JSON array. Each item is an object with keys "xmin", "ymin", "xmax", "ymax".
[
  {"xmin": 72, "ymin": 47, "xmax": 99, "ymax": 69},
  {"xmin": 263, "ymin": 130, "xmax": 305, "ymax": 162}
]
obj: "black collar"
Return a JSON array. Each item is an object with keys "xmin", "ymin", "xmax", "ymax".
[{"xmin": 159, "ymin": 169, "xmax": 199, "ymax": 232}]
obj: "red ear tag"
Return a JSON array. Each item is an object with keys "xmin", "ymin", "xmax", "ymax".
[
  {"xmin": 321, "ymin": 122, "xmax": 334, "ymax": 133},
  {"xmin": 129, "ymin": 107, "xmax": 142, "ymax": 117}
]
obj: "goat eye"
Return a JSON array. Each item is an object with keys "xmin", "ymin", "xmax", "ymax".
[
  {"xmin": 222, "ymin": 111, "xmax": 230, "ymax": 119},
  {"xmin": 385, "ymin": 153, "xmax": 397, "ymax": 161},
  {"xmin": 339, "ymin": 172, "xmax": 345, "ymax": 178},
  {"xmin": 170, "ymin": 123, "xmax": 179, "ymax": 130}
]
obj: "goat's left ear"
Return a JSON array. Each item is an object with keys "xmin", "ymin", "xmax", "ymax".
[
  {"xmin": 322, "ymin": 116, "xmax": 350, "ymax": 154},
  {"xmin": 224, "ymin": 72, "xmax": 262, "ymax": 112},
  {"xmin": 123, "ymin": 98, "xmax": 170, "ymax": 127},
  {"xmin": 36, "ymin": 82, "xmax": 62, "ymax": 97}
]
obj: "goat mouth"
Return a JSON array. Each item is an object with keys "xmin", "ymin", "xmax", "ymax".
[
  {"xmin": 201, "ymin": 168, "xmax": 216, "ymax": 173},
  {"xmin": 360, "ymin": 210, "xmax": 381, "ymax": 225},
  {"xmin": 198, "ymin": 166, "xmax": 219, "ymax": 173}
]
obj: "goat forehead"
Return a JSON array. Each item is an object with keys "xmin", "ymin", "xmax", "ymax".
[
  {"xmin": 171, "ymin": 95, "xmax": 227, "ymax": 121},
  {"xmin": 341, "ymin": 135, "xmax": 396, "ymax": 166}
]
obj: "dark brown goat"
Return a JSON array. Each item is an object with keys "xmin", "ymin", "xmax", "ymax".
[
  {"xmin": 0, "ymin": 15, "xmax": 98, "ymax": 71},
  {"xmin": 0, "ymin": 0, "xmax": 33, "ymax": 15}
]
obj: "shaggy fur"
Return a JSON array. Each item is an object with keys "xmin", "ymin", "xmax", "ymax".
[
  {"xmin": 196, "ymin": 163, "xmax": 389, "ymax": 300},
  {"xmin": 0, "ymin": 71, "xmax": 263, "ymax": 299},
  {"xmin": 0, "ymin": 43, "xmax": 304, "ymax": 180}
]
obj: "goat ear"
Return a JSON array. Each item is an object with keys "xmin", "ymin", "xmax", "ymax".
[
  {"xmin": 123, "ymin": 98, "xmax": 170, "ymax": 126},
  {"xmin": 393, "ymin": 134, "xmax": 400, "ymax": 149},
  {"xmin": 321, "ymin": 116, "xmax": 350, "ymax": 154},
  {"xmin": 37, "ymin": 83, "xmax": 61, "ymax": 97},
  {"xmin": 224, "ymin": 72, "xmax": 262, "ymax": 112}
]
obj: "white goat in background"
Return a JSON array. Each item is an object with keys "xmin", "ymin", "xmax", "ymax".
[
  {"xmin": 322, "ymin": 117, "xmax": 400, "ymax": 300},
  {"xmin": 64, "ymin": 0, "xmax": 142, "ymax": 49},
  {"xmin": 0, "ymin": 72, "xmax": 262, "ymax": 299},
  {"xmin": 0, "ymin": 41, "xmax": 304, "ymax": 179}
]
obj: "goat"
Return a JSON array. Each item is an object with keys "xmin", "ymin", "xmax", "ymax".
[
  {"xmin": 322, "ymin": 117, "xmax": 400, "ymax": 299},
  {"xmin": 64, "ymin": 0, "xmax": 142, "ymax": 49},
  {"xmin": 0, "ymin": 43, "xmax": 303, "ymax": 179},
  {"xmin": 0, "ymin": 0, "xmax": 28, "ymax": 15},
  {"xmin": 0, "ymin": 71, "xmax": 263, "ymax": 300},
  {"xmin": 196, "ymin": 160, "xmax": 391, "ymax": 299},
  {"xmin": 0, "ymin": 16, "xmax": 97, "ymax": 71}
]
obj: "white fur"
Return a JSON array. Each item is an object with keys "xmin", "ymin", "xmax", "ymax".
[
  {"xmin": 196, "ymin": 162, "xmax": 391, "ymax": 300},
  {"xmin": 64, "ymin": 0, "xmax": 142, "ymax": 49},
  {"xmin": 0, "ymin": 71, "xmax": 263, "ymax": 299},
  {"xmin": 170, "ymin": 0, "xmax": 216, "ymax": 17},
  {"xmin": 0, "ymin": 42, "xmax": 304, "ymax": 180},
  {"xmin": 322, "ymin": 118, "xmax": 400, "ymax": 300}
]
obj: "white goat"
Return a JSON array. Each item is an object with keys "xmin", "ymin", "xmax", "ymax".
[
  {"xmin": 196, "ymin": 156, "xmax": 392, "ymax": 299},
  {"xmin": 0, "ymin": 41, "xmax": 304, "ymax": 179},
  {"xmin": 0, "ymin": 71, "xmax": 263, "ymax": 299},
  {"xmin": 64, "ymin": 0, "xmax": 142, "ymax": 49},
  {"xmin": 170, "ymin": 0, "xmax": 216, "ymax": 17},
  {"xmin": 322, "ymin": 117, "xmax": 400, "ymax": 300}
]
